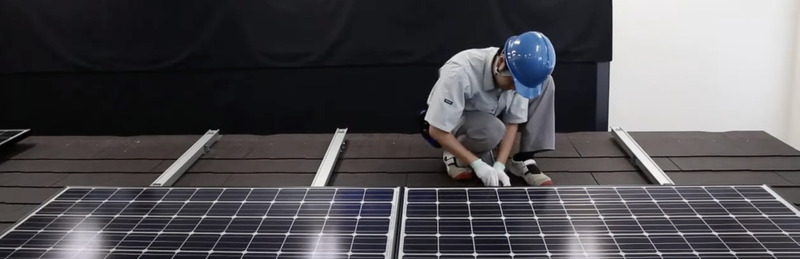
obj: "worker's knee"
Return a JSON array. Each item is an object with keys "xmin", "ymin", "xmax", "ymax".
[{"xmin": 460, "ymin": 112, "xmax": 505, "ymax": 152}]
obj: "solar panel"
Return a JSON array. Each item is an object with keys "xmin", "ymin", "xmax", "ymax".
[
  {"xmin": 0, "ymin": 129, "xmax": 30, "ymax": 149},
  {"xmin": 0, "ymin": 187, "xmax": 399, "ymax": 259},
  {"xmin": 400, "ymin": 186, "xmax": 800, "ymax": 259}
]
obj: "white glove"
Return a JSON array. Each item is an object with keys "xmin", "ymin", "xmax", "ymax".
[
  {"xmin": 493, "ymin": 162, "xmax": 511, "ymax": 186},
  {"xmin": 470, "ymin": 159, "xmax": 499, "ymax": 186}
]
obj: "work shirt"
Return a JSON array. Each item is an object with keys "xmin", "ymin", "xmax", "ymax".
[{"xmin": 425, "ymin": 47, "xmax": 529, "ymax": 133}]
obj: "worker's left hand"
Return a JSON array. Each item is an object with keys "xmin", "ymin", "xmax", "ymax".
[{"xmin": 493, "ymin": 162, "xmax": 511, "ymax": 186}]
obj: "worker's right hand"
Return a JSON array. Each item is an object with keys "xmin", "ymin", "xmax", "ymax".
[{"xmin": 470, "ymin": 159, "xmax": 500, "ymax": 187}]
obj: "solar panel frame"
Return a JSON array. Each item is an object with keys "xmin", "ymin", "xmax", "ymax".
[
  {"xmin": 0, "ymin": 129, "xmax": 31, "ymax": 149},
  {"xmin": 0, "ymin": 186, "xmax": 401, "ymax": 259},
  {"xmin": 398, "ymin": 185, "xmax": 800, "ymax": 259}
]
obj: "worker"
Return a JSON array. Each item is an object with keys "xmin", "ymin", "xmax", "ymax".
[{"xmin": 420, "ymin": 31, "xmax": 556, "ymax": 187}]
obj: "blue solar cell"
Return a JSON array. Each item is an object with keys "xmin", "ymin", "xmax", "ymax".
[
  {"xmin": 557, "ymin": 188, "xmax": 591, "ymax": 200},
  {"xmin": 335, "ymin": 189, "xmax": 366, "ymax": 201},
  {"xmin": 361, "ymin": 203, "xmax": 392, "ymax": 217},
  {"xmin": 356, "ymin": 219, "xmax": 390, "ymax": 234},
  {"xmin": 149, "ymin": 234, "xmax": 188, "ymax": 250},
  {"xmin": 133, "ymin": 217, "xmax": 170, "ymax": 232},
  {"xmin": 439, "ymin": 236, "xmax": 473, "ymax": 253},
  {"xmin": 150, "ymin": 202, "xmax": 183, "ymax": 215},
  {"xmin": 276, "ymin": 189, "xmax": 308, "ymax": 201},
  {"xmin": 705, "ymin": 187, "xmax": 744, "ymax": 199},
  {"xmin": 136, "ymin": 189, "xmax": 169, "ymax": 201},
  {"xmin": 37, "ymin": 201, "xmax": 72, "ymax": 215},
  {"xmin": 175, "ymin": 252, "xmax": 216, "ymax": 258},
  {"xmin": 120, "ymin": 201, "xmax": 157, "ymax": 215},
  {"xmin": 330, "ymin": 203, "xmax": 361, "ymax": 216},
  {"xmin": 438, "ymin": 190, "xmax": 467, "ymax": 202},
  {"xmin": 505, "ymin": 219, "xmax": 539, "ymax": 234},
  {"xmin": 165, "ymin": 217, "xmax": 202, "ymax": 232},
  {"xmin": 182, "ymin": 233, "xmax": 221, "ymax": 250},
  {"xmin": 471, "ymin": 219, "xmax": 505, "ymax": 234},
  {"xmin": 323, "ymin": 218, "xmax": 357, "ymax": 233},
  {"xmin": 227, "ymin": 218, "xmax": 262, "ymax": 233},
  {"xmin": 214, "ymin": 234, "xmax": 252, "ymax": 251},
  {"xmin": 497, "ymin": 189, "xmax": 529, "ymax": 201},
  {"xmin": 247, "ymin": 189, "xmax": 279, "ymax": 201},
  {"xmin": 268, "ymin": 203, "xmax": 301, "ymax": 216},
  {"xmin": 437, "ymin": 203, "xmax": 468, "ymax": 217},
  {"xmin": 197, "ymin": 218, "xmax": 231, "ymax": 232},
  {"xmin": 82, "ymin": 189, "xmax": 117, "ymax": 200},
  {"xmin": 65, "ymin": 201, "xmax": 102, "ymax": 215},
  {"xmin": 139, "ymin": 252, "xmax": 175, "ymax": 259},
  {"xmin": 304, "ymin": 189, "xmax": 335, "ymax": 201},
  {"xmin": 290, "ymin": 218, "xmax": 325, "ymax": 233},
  {"xmin": 117, "ymin": 233, "xmax": 157, "ymax": 249},
  {"xmin": 242, "ymin": 253, "xmax": 278, "ymax": 259},
  {"xmin": 219, "ymin": 189, "xmax": 251, "ymax": 201},
  {"xmin": 352, "ymin": 235, "xmax": 387, "ymax": 253},
  {"xmin": 404, "ymin": 219, "xmax": 436, "ymax": 234},
  {"xmin": 474, "ymin": 236, "xmax": 509, "ymax": 253},
  {"xmin": 468, "ymin": 189, "xmax": 498, "ymax": 202},
  {"xmin": 209, "ymin": 253, "xmax": 247, "ymax": 259},
  {"xmin": 7, "ymin": 250, "xmax": 46, "ymax": 258},
  {"xmin": 406, "ymin": 190, "xmax": 436, "ymax": 203},
  {"xmin": 365, "ymin": 189, "xmax": 394, "ymax": 202},
  {"xmin": 438, "ymin": 219, "xmax": 471, "ymax": 234},
  {"xmin": 406, "ymin": 204, "xmax": 436, "ymax": 217},
  {"xmin": 57, "ymin": 188, "xmax": 91, "ymax": 200},
  {"xmin": 646, "ymin": 187, "xmax": 683, "ymax": 200},
  {"xmin": 191, "ymin": 189, "xmax": 224, "ymax": 201},
  {"xmin": 179, "ymin": 202, "xmax": 213, "ymax": 216},
  {"xmin": 25, "ymin": 232, "xmax": 61, "ymax": 248},
  {"xmin": 297, "ymin": 203, "xmax": 331, "ymax": 216},
  {"xmin": 237, "ymin": 203, "xmax": 271, "ymax": 216},
  {"xmin": 208, "ymin": 203, "xmax": 242, "ymax": 216},
  {"xmin": 248, "ymin": 235, "xmax": 284, "ymax": 252},
  {"xmin": 109, "ymin": 189, "xmax": 143, "ymax": 201},
  {"xmin": 163, "ymin": 189, "xmax": 196, "ymax": 201}
]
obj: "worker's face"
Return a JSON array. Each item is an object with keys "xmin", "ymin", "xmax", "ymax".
[{"xmin": 494, "ymin": 56, "xmax": 515, "ymax": 91}]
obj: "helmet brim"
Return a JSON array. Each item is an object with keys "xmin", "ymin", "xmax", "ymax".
[{"xmin": 513, "ymin": 78, "xmax": 541, "ymax": 99}]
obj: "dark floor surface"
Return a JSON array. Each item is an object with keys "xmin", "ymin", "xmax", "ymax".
[{"xmin": 1, "ymin": 131, "xmax": 799, "ymax": 234}]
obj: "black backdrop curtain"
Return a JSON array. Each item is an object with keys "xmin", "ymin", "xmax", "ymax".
[{"xmin": 0, "ymin": 0, "xmax": 612, "ymax": 135}]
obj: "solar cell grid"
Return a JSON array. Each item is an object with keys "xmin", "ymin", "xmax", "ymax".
[
  {"xmin": 400, "ymin": 186, "xmax": 800, "ymax": 259},
  {"xmin": 4, "ymin": 185, "xmax": 800, "ymax": 258},
  {"xmin": 0, "ymin": 187, "xmax": 399, "ymax": 259}
]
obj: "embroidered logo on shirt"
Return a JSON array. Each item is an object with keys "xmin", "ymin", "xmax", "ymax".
[{"xmin": 444, "ymin": 99, "xmax": 453, "ymax": 105}]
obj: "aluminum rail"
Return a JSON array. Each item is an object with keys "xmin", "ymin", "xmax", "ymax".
[
  {"xmin": 611, "ymin": 126, "xmax": 675, "ymax": 185},
  {"xmin": 311, "ymin": 128, "xmax": 348, "ymax": 186},
  {"xmin": 150, "ymin": 129, "xmax": 221, "ymax": 187}
]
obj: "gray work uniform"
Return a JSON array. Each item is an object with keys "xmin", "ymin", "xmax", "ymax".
[{"xmin": 424, "ymin": 47, "xmax": 555, "ymax": 164}]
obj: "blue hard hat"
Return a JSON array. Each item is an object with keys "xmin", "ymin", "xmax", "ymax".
[{"xmin": 503, "ymin": 31, "xmax": 556, "ymax": 99}]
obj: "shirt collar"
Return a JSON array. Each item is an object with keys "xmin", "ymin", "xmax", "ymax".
[{"xmin": 482, "ymin": 49, "xmax": 498, "ymax": 91}]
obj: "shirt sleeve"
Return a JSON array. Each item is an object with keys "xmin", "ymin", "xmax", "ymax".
[
  {"xmin": 424, "ymin": 65, "xmax": 470, "ymax": 133},
  {"xmin": 503, "ymin": 93, "xmax": 528, "ymax": 124}
]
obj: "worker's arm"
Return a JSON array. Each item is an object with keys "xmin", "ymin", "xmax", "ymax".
[
  {"xmin": 428, "ymin": 125, "xmax": 479, "ymax": 165},
  {"xmin": 494, "ymin": 123, "xmax": 518, "ymax": 165}
]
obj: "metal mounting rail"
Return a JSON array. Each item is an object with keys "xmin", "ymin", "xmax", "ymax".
[
  {"xmin": 311, "ymin": 128, "xmax": 348, "ymax": 186},
  {"xmin": 150, "ymin": 129, "xmax": 221, "ymax": 187},
  {"xmin": 611, "ymin": 127, "xmax": 675, "ymax": 185}
]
